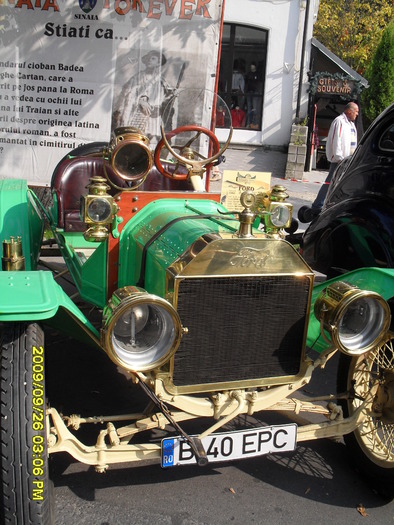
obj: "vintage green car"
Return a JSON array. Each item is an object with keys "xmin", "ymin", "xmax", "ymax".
[{"xmin": 0, "ymin": 93, "xmax": 393, "ymax": 524}]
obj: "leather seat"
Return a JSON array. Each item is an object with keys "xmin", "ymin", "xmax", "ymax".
[{"xmin": 51, "ymin": 143, "xmax": 192, "ymax": 231}]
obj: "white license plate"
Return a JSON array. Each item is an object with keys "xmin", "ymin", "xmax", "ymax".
[{"xmin": 161, "ymin": 423, "xmax": 297, "ymax": 467}]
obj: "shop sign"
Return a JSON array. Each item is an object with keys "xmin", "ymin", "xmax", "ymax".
[{"xmin": 316, "ymin": 76, "xmax": 354, "ymax": 97}]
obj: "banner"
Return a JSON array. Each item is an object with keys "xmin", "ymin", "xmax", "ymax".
[{"xmin": 0, "ymin": 0, "xmax": 223, "ymax": 184}]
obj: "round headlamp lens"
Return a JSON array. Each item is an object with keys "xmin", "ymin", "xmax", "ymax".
[
  {"xmin": 103, "ymin": 289, "xmax": 182, "ymax": 371},
  {"xmin": 338, "ymin": 296, "xmax": 388, "ymax": 353},
  {"xmin": 112, "ymin": 304, "xmax": 176, "ymax": 369},
  {"xmin": 87, "ymin": 198, "xmax": 112, "ymax": 223}
]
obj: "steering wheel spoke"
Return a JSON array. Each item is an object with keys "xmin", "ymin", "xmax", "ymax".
[{"xmin": 154, "ymin": 125, "xmax": 220, "ymax": 181}]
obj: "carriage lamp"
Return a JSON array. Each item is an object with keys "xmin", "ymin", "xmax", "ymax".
[
  {"xmin": 314, "ymin": 281, "xmax": 391, "ymax": 355},
  {"xmin": 106, "ymin": 127, "xmax": 153, "ymax": 184},
  {"xmin": 80, "ymin": 176, "xmax": 118, "ymax": 242},
  {"xmin": 263, "ymin": 185, "xmax": 293, "ymax": 232},
  {"xmin": 101, "ymin": 286, "xmax": 183, "ymax": 372}
]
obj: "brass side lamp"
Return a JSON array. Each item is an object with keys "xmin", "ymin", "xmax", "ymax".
[
  {"xmin": 263, "ymin": 185, "xmax": 293, "ymax": 234},
  {"xmin": 80, "ymin": 176, "xmax": 118, "ymax": 242}
]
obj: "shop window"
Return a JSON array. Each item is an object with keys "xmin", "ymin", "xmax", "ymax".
[{"xmin": 218, "ymin": 24, "xmax": 267, "ymax": 130}]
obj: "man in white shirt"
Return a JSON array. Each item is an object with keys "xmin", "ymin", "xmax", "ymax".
[
  {"xmin": 325, "ymin": 103, "xmax": 358, "ymax": 163},
  {"xmin": 299, "ymin": 102, "xmax": 359, "ymax": 221}
]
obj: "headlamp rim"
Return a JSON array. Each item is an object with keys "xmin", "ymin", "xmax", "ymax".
[
  {"xmin": 316, "ymin": 287, "xmax": 391, "ymax": 355},
  {"xmin": 102, "ymin": 288, "xmax": 182, "ymax": 372},
  {"xmin": 109, "ymin": 129, "xmax": 153, "ymax": 182}
]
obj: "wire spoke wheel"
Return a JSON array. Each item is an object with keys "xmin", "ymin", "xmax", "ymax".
[
  {"xmin": 350, "ymin": 336, "xmax": 394, "ymax": 465},
  {"xmin": 338, "ymin": 333, "xmax": 394, "ymax": 498}
]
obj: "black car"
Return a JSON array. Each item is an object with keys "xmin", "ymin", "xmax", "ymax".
[{"xmin": 300, "ymin": 103, "xmax": 394, "ymax": 277}]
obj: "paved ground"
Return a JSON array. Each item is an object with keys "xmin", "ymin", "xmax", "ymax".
[{"xmin": 209, "ymin": 145, "xmax": 328, "ymax": 208}]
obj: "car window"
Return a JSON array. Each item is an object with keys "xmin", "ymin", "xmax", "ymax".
[{"xmin": 379, "ymin": 123, "xmax": 394, "ymax": 152}]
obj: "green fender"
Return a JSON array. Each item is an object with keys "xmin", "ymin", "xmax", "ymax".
[
  {"xmin": 0, "ymin": 271, "xmax": 101, "ymax": 349},
  {"xmin": 307, "ymin": 267, "xmax": 394, "ymax": 353}
]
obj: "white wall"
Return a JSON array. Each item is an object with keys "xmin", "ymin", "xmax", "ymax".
[{"xmin": 222, "ymin": 0, "xmax": 318, "ymax": 148}]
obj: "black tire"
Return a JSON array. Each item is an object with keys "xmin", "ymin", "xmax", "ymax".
[
  {"xmin": 337, "ymin": 333, "xmax": 394, "ymax": 499},
  {"xmin": 0, "ymin": 323, "xmax": 54, "ymax": 524}
]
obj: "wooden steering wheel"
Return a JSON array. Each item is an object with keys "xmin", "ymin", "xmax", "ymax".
[{"xmin": 154, "ymin": 125, "xmax": 221, "ymax": 181}]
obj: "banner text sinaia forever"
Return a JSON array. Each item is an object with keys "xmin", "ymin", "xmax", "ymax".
[{"xmin": 0, "ymin": 0, "xmax": 213, "ymax": 19}]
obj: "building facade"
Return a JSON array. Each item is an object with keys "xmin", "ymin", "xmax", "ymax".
[{"xmin": 217, "ymin": 0, "xmax": 320, "ymax": 149}]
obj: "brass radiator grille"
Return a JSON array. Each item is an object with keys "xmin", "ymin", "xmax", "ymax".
[{"xmin": 173, "ymin": 276, "xmax": 310, "ymax": 386}]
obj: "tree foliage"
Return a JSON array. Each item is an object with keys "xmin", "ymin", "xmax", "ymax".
[
  {"xmin": 362, "ymin": 20, "xmax": 394, "ymax": 123},
  {"xmin": 313, "ymin": 0, "xmax": 393, "ymax": 74}
]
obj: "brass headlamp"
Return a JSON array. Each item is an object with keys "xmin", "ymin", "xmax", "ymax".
[
  {"xmin": 314, "ymin": 281, "xmax": 391, "ymax": 355},
  {"xmin": 101, "ymin": 286, "xmax": 182, "ymax": 372},
  {"xmin": 80, "ymin": 176, "xmax": 118, "ymax": 242},
  {"xmin": 105, "ymin": 127, "xmax": 153, "ymax": 190}
]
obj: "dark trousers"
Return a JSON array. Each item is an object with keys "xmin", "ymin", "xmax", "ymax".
[{"xmin": 311, "ymin": 162, "xmax": 338, "ymax": 211}]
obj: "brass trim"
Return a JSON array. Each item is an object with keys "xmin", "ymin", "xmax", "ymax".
[
  {"xmin": 167, "ymin": 237, "xmax": 313, "ymax": 281},
  {"xmin": 160, "ymin": 236, "xmax": 314, "ymax": 395}
]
